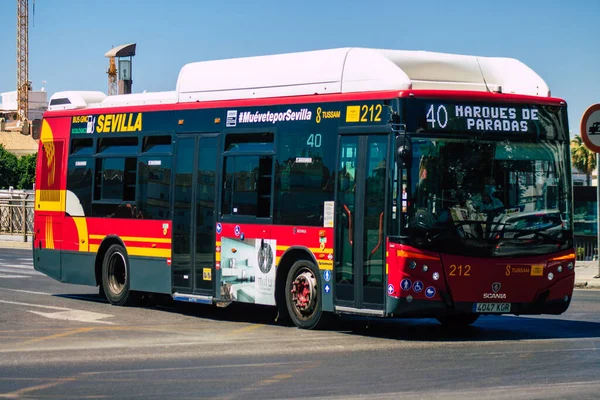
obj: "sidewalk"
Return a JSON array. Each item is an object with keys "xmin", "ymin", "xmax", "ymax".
[
  {"xmin": 0, "ymin": 235, "xmax": 33, "ymax": 250},
  {"xmin": 574, "ymin": 260, "xmax": 600, "ymax": 289}
]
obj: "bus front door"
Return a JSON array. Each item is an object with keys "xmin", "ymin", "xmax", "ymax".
[
  {"xmin": 172, "ymin": 134, "xmax": 220, "ymax": 297},
  {"xmin": 335, "ymin": 134, "xmax": 388, "ymax": 313}
]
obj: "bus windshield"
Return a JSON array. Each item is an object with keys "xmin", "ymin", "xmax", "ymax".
[{"xmin": 404, "ymin": 137, "xmax": 572, "ymax": 257}]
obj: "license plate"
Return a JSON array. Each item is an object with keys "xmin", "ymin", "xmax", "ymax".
[{"xmin": 472, "ymin": 303, "xmax": 511, "ymax": 313}]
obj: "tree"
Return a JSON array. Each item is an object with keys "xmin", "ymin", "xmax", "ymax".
[
  {"xmin": 571, "ymin": 135, "xmax": 596, "ymax": 186},
  {"xmin": 0, "ymin": 144, "xmax": 18, "ymax": 189},
  {"xmin": 0, "ymin": 144, "xmax": 36, "ymax": 190},
  {"xmin": 16, "ymin": 153, "xmax": 37, "ymax": 189}
]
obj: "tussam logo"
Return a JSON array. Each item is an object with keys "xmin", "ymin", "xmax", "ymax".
[
  {"xmin": 230, "ymin": 109, "xmax": 313, "ymax": 125},
  {"xmin": 483, "ymin": 282, "xmax": 506, "ymax": 299}
]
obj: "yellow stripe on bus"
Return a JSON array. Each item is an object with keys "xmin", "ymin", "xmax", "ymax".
[
  {"xmin": 309, "ymin": 247, "xmax": 333, "ymax": 254},
  {"xmin": 72, "ymin": 217, "xmax": 89, "ymax": 252},
  {"xmin": 274, "ymin": 245, "xmax": 332, "ymax": 255},
  {"xmin": 317, "ymin": 260, "xmax": 333, "ymax": 270},
  {"xmin": 45, "ymin": 218, "xmax": 54, "ymax": 249},
  {"xmin": 88, "ymin": 244, "xmax": 169, "ymax": 258},
  {"xmin": 35, "ymin": 190, "xmax": 65, "ymax": 213},
  {"xmin": 88, "ymin": 234, "xmax": 171, "ymax": 244},
  {"xmin": 127, "ymin": 247, "xmax": 171, "ymax": 258}
]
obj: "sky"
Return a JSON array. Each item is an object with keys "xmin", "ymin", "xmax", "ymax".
[{"xmin": 0, "ymin": 0, "xmax": 598, "ymax": 133}]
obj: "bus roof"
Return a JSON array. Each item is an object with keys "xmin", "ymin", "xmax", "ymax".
[{"xmin": 48, "ymin": 48, "xmax": 551, "ymax": 111}]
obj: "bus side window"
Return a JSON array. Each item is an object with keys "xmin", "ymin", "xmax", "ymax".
[
  {"xmin": 222, "ymin": 155, "xmax": 272, "ymax": 218},
  {"xmin": 91, "ymin": 137, "xmax": 139, "ymax": 218},
  {"xmin": 138, "ymin": 157, "xmax": 172, "ymax": 220},
  {"xmin": 274, "ymin": 130, "xmax": 335, "ymax": 226},
  {"xmin": 67, "ymin": 137, "xmax": 94, "ymax": 216}
]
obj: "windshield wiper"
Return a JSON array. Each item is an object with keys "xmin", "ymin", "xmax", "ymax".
[
  {"xmin": 504, "ymin": 228, "xmax": 568, "ymax": 245},
  {"xmin": 427, "ymin": 220, "xmax": 508, "ymax": 241}
]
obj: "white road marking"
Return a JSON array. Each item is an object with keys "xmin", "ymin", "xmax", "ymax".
[
  {"xmin": 0, "ymin": 299, "xmax": 114, "ymax": 324},
  {"xmin": 83, "ymin": 361, "xmax": 312, "ymax": 376},
  {"xmin": 0, "ymin": 275, "xmax": 31, "ymax": 279},
  {"xmin": 0, "ymin": 287, "xmax": 50, "ymax": 295},
  {"xmin": 28, "ymin": 310, "xmax": 114, "ymax": 325},
  {"xmin": 0, "ymin": 264, "xmax": 36, "ymax": 270},
  {"xmin": 0, "ymin": 267, "xmax": 42, "ymax": 275},
  {"xmin": 0, "ymin": 299, "xmax": 70, "ymax": 310}
]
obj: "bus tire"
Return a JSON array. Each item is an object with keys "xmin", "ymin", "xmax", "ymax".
[
  {"xmin": 436, "ymin": 314, "xmax": 479, "ymax": 327},
  {"xmin": 101, "ymin": 244, "xmax": 138, "ymax": 306},
  {"xmin": 98, "ymin": 283, "xmax": 107, "ymax": 300},
  {"xmin": 285, "ymin": 260, "xmax": 330, "ymax": 329}
]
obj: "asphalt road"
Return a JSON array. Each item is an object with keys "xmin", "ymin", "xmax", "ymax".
[{"xmin": 1, "ymin": 248, "xmax": 599, "ymax": 399}]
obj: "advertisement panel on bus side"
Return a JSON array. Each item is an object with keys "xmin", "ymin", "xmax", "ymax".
[{"xmin": 67, "ymin": 100, "xmax": 394, "ymax": 137}]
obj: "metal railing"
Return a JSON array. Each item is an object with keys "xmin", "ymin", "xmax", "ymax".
[
  {"xmin": 0, "ymin": 190, "xmax": 34, "ymax": 242},
  {"xmin": 575, "ymin": 235, "xmax": 598, "ymax": 261}
]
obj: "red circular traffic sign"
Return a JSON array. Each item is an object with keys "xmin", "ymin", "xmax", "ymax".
[{"xmin": 580, "ymin": 103, "xmax": 600, "ymax": 153}]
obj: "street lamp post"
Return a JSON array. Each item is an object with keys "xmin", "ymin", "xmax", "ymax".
[
  {"xmin": 580, "ymin": 103, "xmax": 600, "ymax": 278},
  {"xmin": 597, "ymin": 153, "xmax": 600, "ymax": 278}
]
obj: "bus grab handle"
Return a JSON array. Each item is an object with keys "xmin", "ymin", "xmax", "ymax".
[
  {"xmin": 370, "ymin": 212, "xmax": 384, "ymax": 258},
  {"xmin": 343, "ymin": 204, "xmax": 353, "ymax": 245}
]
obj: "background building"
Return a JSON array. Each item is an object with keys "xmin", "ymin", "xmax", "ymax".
[
  {"xmin": 0, "ymin": 89, "xmax": 48, "ymax": 121},
  {"xmin": 0, "ymin": 87, "xmax": 45, "ymax": 157}
]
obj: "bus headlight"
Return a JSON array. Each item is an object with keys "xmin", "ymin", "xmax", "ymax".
[
  {"xmin": 432, "ymin": 272, "xmax": 440, "ymax": 281},
  {"xmin": 548, "ymin": 272, "xmax": 554, "ymax": 281},
  {"xmin": 557, "ymin": 265, "xmax": 563, "ymax": 273},
  {"xmin": 422, "ymin": 265, "xmax": 429, "ymax": 272},
  {"xmin": 567, "ymin": 262, "xmax": 574, "ymax": 270},
  {"xmin": 409, "ymin": 261, "xmax": 417, "ymax": 270}
]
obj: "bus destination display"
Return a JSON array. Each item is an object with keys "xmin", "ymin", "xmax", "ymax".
[{"xmin": 407, "ymin": 99, "xmax": 566, "ymax": 138}]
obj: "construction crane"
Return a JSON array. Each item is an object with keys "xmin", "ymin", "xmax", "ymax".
[
  {"xmin": 107, "ymin": 51, "xmax": 118, "ymax": 96},
  {"xmin": 16, "ymin": 0, "xmax": 30, "ymax": 126}
]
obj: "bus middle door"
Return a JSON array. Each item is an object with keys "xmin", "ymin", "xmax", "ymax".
[
  {"xmin": 172, "ymin": 134, "xmax": 220, "ymax": 299},
  {"xmin": 334, "ymin": 132, "xmax": 389, "ymax": 314}
]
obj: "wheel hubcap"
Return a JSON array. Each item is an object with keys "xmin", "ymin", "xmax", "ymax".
[
  {"xmin": 108, "ymin": 252, "xmax": 127, "ymax": 295},
  {"xmin": 291, "ymin": 269, "xmax": 317, "ymax": 315}
]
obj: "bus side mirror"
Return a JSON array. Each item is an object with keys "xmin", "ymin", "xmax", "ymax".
[{"xmin": 395, "ymin": 134, "xmax": 412, "ymax": 168}]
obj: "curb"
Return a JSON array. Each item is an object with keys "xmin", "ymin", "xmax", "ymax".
[{"xmin": 574, "ymin": 280, "xmax": 600, "ymax": 289}]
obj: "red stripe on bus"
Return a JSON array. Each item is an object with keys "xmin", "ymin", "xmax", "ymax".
[{"xmin": 43, "ymin": 90, "xmax": 404, "ymax": 117}]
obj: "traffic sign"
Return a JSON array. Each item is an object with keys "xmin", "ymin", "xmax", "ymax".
[
  {"xmin": 413, "ymin": 281, "xmax": 424, "ymax": 293},
  {"xmin": 401, "ymin": 278, "xmax": 412, "ymax": 291},
  {"xmin": 580, "ymin": 103, "xmax": 600, "ymax": 153}
]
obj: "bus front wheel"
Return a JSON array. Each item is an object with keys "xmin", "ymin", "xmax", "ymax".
[
  {"xmin": 285, "ymin": 260, "xmax": 330, "ymax": 329},
  {"xmin": 101, "ymin": 244, "xmax": 138, "ymax": 306}
]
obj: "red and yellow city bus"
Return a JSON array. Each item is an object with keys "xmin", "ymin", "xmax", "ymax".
[{"xmin": 34, "ymin": 48, "xmax": 575, "ymax": 329}]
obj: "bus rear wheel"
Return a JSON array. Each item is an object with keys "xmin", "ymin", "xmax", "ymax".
[
  {"xmin": 285, "ymin": 260, "xmax": 329, "ymax": 329},
  {"xmin": 101, "ymin": 244, "xmax": 138, "ymax": 306},
  {"xmin": 436, "ymin": 314, "xmax": 479, "ymax": 327}
]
